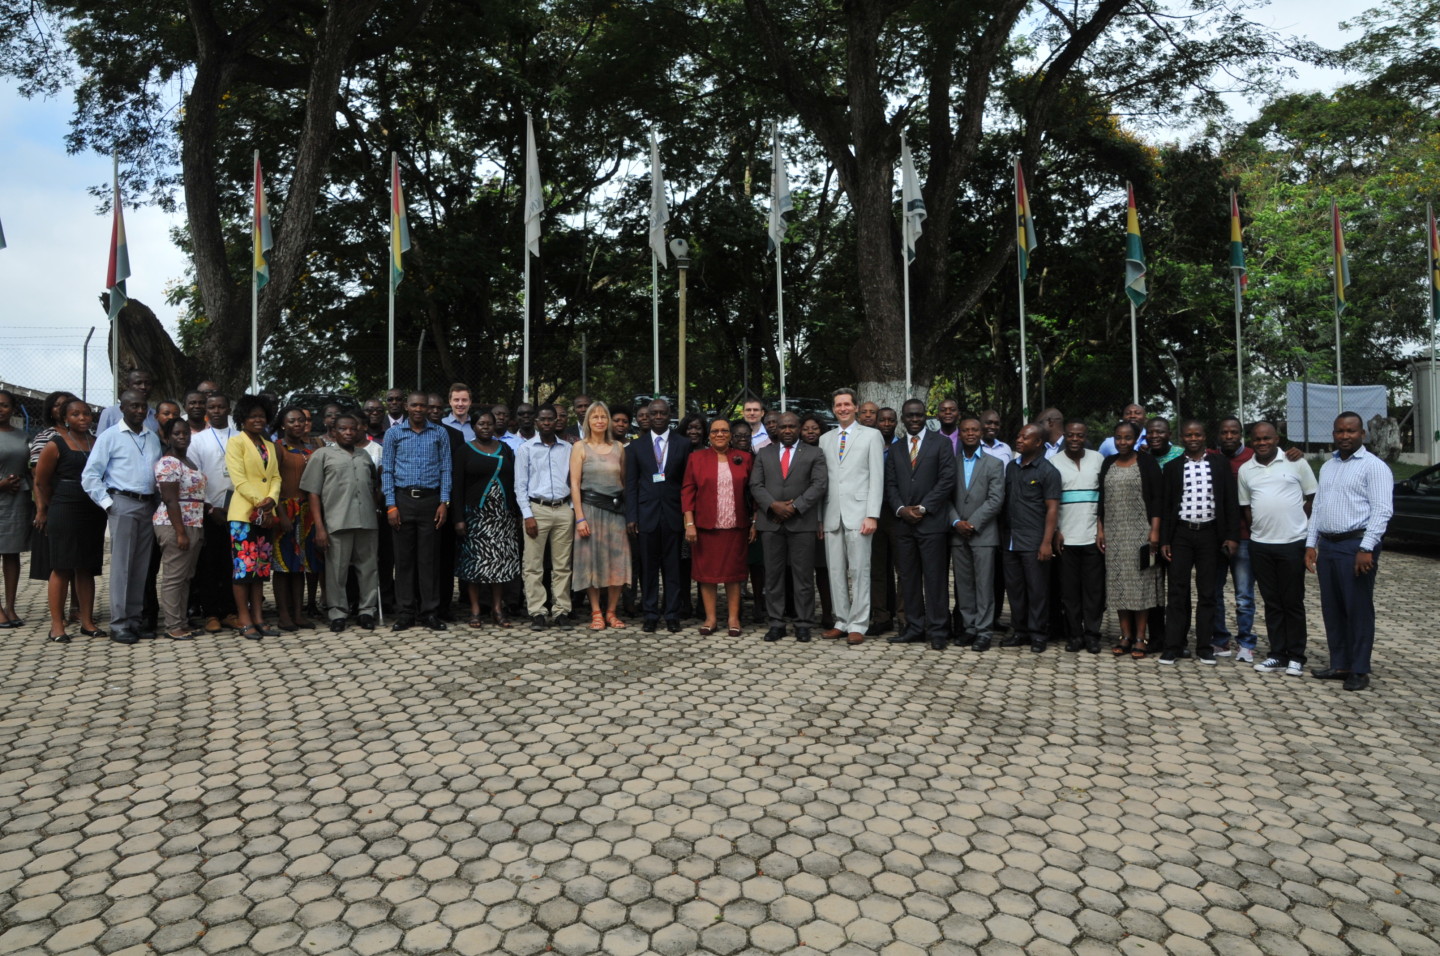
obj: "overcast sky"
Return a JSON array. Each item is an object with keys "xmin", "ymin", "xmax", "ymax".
[{"xmin": 0, "ymin": 0, "xmax": 1365, "ymax": 403}]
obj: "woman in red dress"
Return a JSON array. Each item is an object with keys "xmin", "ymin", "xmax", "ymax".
[{"xmin": 681, "ymin": 419, "xmax": 754, "ymax": 636}]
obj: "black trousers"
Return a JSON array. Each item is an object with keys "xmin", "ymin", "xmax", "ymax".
[
  {"xmin": 197, "ymin": 512, "xmax": 236, "ymax": 618},
  {"xmin": 1164, "ymin": 522, "xmax": 1221, "ymax": 653},
  {"xmin": 393, "ymin": 491, "xmax": 440, "ymax": 618},
  {"xmin": 1250, "ymin": 539, "xmax": 1308, "ymax": 665},
  {"xmin": 637, "ymin": 528, "xmax": 683, "ymax": 622},
  {"xmin": 870, "ymin": 515, "xmax": 896, "ymax": 628},
  {"xmin": 1060, "ymin": 543, "xmax": 1105, "ymax": 641},
  {"xmin": 377, "ymin": 514, "xmax": 397, "ymax": 613},
  {"xmin": 436, "ymin": 521, "xmax": 456, "ymax": 617},
  {"xmin": 896, "ymin": 531, "xmax": 951, "ymax": 640},
  {"xmin": 1003, "ymin": 549, "xmax": 1049, "ymax": 645}
]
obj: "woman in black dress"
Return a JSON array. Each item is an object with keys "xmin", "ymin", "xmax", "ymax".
[
  {"xmin": 454, "ymin": 411, "xmax": 521, "ymax": 627},
  {"xmin": 26, "ymin": 391, "xmax": 79, "ymax": 606},
  {"xmin": 32, "ymin": 399, "xmax": 108, "ymax": 642}
]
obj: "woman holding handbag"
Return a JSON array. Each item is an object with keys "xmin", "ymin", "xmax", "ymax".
[{"xmin": 226, "ymin": 395, "xmax": 282, "ymax": 640}]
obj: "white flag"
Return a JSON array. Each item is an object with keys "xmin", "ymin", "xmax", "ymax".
[
  {"xmin": 900, "ymin": 131, "xmax": 926, "ymax": 264},
  {"xmin": 524, "ymin": 114, "xmax": 542, "ymax": 258},
  {"xmin": 768, "ymin": 124, "xmax": 794, "ymax": 255},
  {"xmin": 649, "ymin": 130, "xmax": 669, "ymax": 267}
]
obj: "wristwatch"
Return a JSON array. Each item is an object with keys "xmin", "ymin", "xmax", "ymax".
[{"xmin": 1358, "ymin": 547, "xmax": 1372, "ymax": 554}]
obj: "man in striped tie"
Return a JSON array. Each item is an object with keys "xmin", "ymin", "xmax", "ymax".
[{"xmin": 818, "ymin": 388, "xmax": 886, "ymax": 645}]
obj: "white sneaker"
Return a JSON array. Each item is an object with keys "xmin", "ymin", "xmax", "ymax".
[
  {"xmin": 1254, "ymin": 657, "xmax": 1286, "ymax": 673},
  {"xmin": 1213, "ymin": 646, "xmax": 1234, "ymax": 658},
  {"xmin": 1285, "ymin": 662, "xmax": 1304, "ymax": 677},
  {"xmin": 1236, "ymin": 647, "xmax": 1254, "ymax": 663}
]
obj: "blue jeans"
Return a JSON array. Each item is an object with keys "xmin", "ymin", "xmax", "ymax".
[{"xmin": 1212, "ymin": 539, "xmax": 1255, "ymax": 649}]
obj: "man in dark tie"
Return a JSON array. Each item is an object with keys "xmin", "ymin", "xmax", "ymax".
[
  {"xmin": 750, "ymin": 412, "xmax": 828, "ymax": 643},
  {"xmin": 884, "ymin": 400, "xmax": 957, "ymax": 650},
  {"xmin": 625, "ymin": 398, "xmax": 692, "ymax": 633}
]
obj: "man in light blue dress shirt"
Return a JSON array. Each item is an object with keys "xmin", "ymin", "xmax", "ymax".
[{"xmin": 81, "ymin": 391, "xmax": 162, "ymax": 644}]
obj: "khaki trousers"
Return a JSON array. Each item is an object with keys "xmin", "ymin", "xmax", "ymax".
[
  {"xmin": 154, "ymin": 523, "xmax": 204, "ymax": 633},
  {"xmin": 523, "ymin": 502, "xmax": 573, "ymax": 617}
]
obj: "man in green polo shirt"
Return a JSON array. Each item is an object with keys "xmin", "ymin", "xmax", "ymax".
[{"xmin": 302, "ymin": 414, "xmax": 382, "ymax": 633}]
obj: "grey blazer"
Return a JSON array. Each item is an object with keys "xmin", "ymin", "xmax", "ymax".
[
  {"xmin": 945, "ymin": 449, "xmax": 1006, "ymax": 547},
  {"xmin": 750, "ymin": 440, "xmax": 828, "ymax": 534}
]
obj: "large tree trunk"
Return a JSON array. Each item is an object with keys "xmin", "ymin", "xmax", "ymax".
[{"xmin": 100, "ymin": 294, "xmax": 197, "ymax": 403}]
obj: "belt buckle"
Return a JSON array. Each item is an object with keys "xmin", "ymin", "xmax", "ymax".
[{"xmin": 407, "ymin": 487, "xmax": 423, "ymax": 499}]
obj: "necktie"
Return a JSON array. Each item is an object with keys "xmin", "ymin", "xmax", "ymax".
[
  {"xmin": 910, "ymin": 436, "xmax": 919, "ymax": 466},
  {"xmin": 839, "ymin": 430, "xmax": 847, "ymax": 461},
  {"xmin": 781, "ymin": 446, "xmax": 791, "ymax": 479},
  {"xmin": 654, "ymin": 435, "xmax": 663, "ymax": 471}
]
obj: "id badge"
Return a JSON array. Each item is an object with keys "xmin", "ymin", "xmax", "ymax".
[{"xmin": 652, "ymin": 473, "xmax": 666, "ymax": 483}]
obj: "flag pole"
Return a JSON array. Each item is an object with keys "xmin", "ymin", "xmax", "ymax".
[
  {"xmin": 903, "ymin": 238, "xmax": 913, "ymax": 401},
  {"xmin": 1017, "ymin": 260, "xmax": 1030, "ymax": 422},
  {"xmin": 388, "ymin": 151, "xmax": 396, "ymax": 390},
  {"xmin": 111, "ymin": 153, "xmax": 120, "ymax": 402},
  {"xmin": 1233, "ymin": 274, "xmax": 1243, "ymax": 420},
  {"xmin": 777, "ymin": 242, "xmax": 786, "ymax": 412},
  {"xmin": 522, "ymin": 244, "xmax": 531, "ymax": 404},
  {"xmin": 651, "ymin": 252, "xmax": 660, "ymax": 394},
  {"xmin": 1129, "ymin": 300, "xmax": 1140, "ymax": 406},
  {"xmin": 251, "ymin": 150, "xmax": 260, "ymax": 395},
  {"xmin": 1429, "ymin": 204, "xmax": 1437, "ymax": 464}
]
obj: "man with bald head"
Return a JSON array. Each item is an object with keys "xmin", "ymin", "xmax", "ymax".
[
  {"xmin": 1002, "ymin": 423, "xmax": 1061, "ymax": 652},
  {"xmin": 1035, "ymin": 407, "xmax": 1064, "ymax": 459},
  {"xmin": 82, "ymin": 390, "xmax": 163, "ymax": 643},
  {"xmin": 750, "ymin": 412, "xmax": 828, "ymax": 642}
]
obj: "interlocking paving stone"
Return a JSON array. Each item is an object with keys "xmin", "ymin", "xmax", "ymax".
[{"xmin": 1, "ymin": 545, "xmax": 1439, "ymax": 954}]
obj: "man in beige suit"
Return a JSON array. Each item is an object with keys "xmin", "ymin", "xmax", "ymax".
[{"xmin": 818, "ymin": 387, "xmax": 886, "ymax": 645}]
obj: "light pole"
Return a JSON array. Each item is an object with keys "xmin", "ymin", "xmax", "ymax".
[{"xmin": 671, "ymin": 238, "xmax": 690, "ymax": 417}]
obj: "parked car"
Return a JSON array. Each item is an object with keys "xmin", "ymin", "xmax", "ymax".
[{"xmin": 1390, "ymin": 464, "xmax": 1440, "ymax": 544}]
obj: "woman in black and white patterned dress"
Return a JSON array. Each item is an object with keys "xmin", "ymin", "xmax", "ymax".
[{"xmin": 454, "ymin": 411, "xmax": 521, "ymax": 627}]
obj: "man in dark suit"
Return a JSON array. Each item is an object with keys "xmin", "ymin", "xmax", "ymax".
[
  {"xmin": 1158, "ymin": 419, "xmax": 1240, "ymax": 665},
  {"xmin": 750, "ymin": 412, "xmax": 828, "ymax": 643},
  {"xmin": 625, "ymin": 398, "xmax": 693, "ymax": 632},
  {"xmin": 946, "ymin": 417, "xmax": 1006, "ymax": 651},
  {"xmin": 884, "ymin": 400, "xmax": 958, "ymax": 650}
]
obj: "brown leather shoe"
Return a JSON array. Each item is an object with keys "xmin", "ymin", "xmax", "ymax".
[
  {"xmin": 821, "ymin": 628, "xmax": 844, "ymax": 640},
  {"xmin": 847, "ymin": 631, "xmax": 865, "ymax": 645},
  {"xmin": 203, "ymin": 616, "xmax": 222, "ymax": 633}
]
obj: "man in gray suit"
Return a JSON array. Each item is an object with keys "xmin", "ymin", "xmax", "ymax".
[
  {"xmin": 884, "ymin": 400, "xmax": 958, "ymax": 650},
  {"xmin": 750, "ymin": 412, "xmax": 828, "ymax": 642},
  {"xmin": 947, "ymin": 417, "xmax": 1006, "ymax": 651},
  {"xmin": 818, "ymin": 388, "xmax": 886, "ymax": 645}
]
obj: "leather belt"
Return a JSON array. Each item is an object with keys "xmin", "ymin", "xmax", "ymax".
[
  {"xmin": 1179, "ymin": 520, "xmax": 1214, "ymax": 531},
  {"xmin": 1319, "ymin": 529, "xmax": 1365, "ymax": 542},
  {"xmin": 396, "ymin": 486, "xmax": 438, "ymax": 498},
  {"xmin": 530, "ymin": 496, "xmax": 568, "ymax": 507},
  {"xmin": 107, "ymin": 488, "xmax": 154, "ymax": 501}
]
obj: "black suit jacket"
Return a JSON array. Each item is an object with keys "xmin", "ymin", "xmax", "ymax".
[
  {"xmin": 624, "ymin": 431, "xmax": 693, "ymax": 532},
  {"xmin": 883, "ymin": 432, "xmax": 958, "ymax": 536},
  {"xmin": 1160, "ymin": 452, "xmax": 1240, "ymax": 545}
]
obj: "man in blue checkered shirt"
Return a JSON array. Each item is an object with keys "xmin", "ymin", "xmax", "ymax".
[{"xmin": 381, "ymin": 392, "xmax": 453, "ymax": 631}]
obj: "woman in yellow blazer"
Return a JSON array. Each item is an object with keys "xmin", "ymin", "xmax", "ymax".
[{"xmin": 225, "ymin": 395, "xmax": 282, "ymax": 639}]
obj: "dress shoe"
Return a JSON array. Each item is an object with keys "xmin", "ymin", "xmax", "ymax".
[
  {"xmin": 358, "ymin": 615, "xmax": 376, "ymax": 630},
  {"xmin": 1031, "ymin": 641, "xmax": 1047, "ymax": 653},
  {"xmin": 420, "ymin": 615, "xmax": 448, "ymax": 631},
  {"xmin": 847, "ymin": 631, "xmax": 865, "ymax": 645},
  {"xmin": 666, "ymin": 620, "xmax": 682, "ymax": 633},
  {"xmin": 795, "ymin": 628, "xmax": 811, "ymax": 643},
  {"xmin": 764, "ymin": 627, "xmax": 785, "ymax": 642},
  {"xmin": 999, "ymin": 634, "xmax": 1026, "ymax": 648},
  {"xmin": 203, "ymin": 616, "xmax": 222, "ymax": 633},
  {"xmin": 929, "ymin": 638, "xmax": 948, "ymax": 651},
  {"xmin": 1343, "ymin": 673, "xmax": 1370, "ymax": 691},
  {"xmin": 887, "ymin": 632, "xmax": 924, "ymax": 644},
  {"xmin": 1311, "ymin": 667, "xmax": 1347, "ymax": 680},
  {"xmin": 952, "ymin": 632, "xmax": 975, "ymax": 648},
  {"xmin": 552, "ymin": 611, "xmax": 575, "ymax": 628},
  {"xmin": 137, "ymin": 628, "xmax": 158, "ymax": 640},
  {"xmin": 971, "ymin": 636, "xmax": 992, "ymax": 652},
  {"xmin": 330, "ymin": 619, "xmax": 346, "ymax": 633},
  {"xmin": 641, "ymin": 619, "xmax": 658, "ymax": 633},
  {"xmin": 223, "ymin": 613, "xmax": 242, "ymax": 629},
  {"xmin": 110, "ymin": 629, "xmax": 139, "ymax": 645},
  {"xmin": 1085, "ymin": 637, "xmax": 1101, "ymax": 654},
  {"xmin": 531, "ymin": 615, "xmax": 549, "ymax": 631},
  {"xmin": 392, "ymin": 616, "xmax": 414, "ymax": 632},
  {"xmin": 1064, "ymin": 639, "xmax": 1083, "ymax": 652},
  {"xmin": 821, "ymin": 628, "xmax": 844, "ymax": 640}
]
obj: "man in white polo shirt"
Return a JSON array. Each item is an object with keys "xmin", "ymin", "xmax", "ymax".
[{"xmin": 1238, "ymin": 420, "xmax": 1317, "ymax": 676}]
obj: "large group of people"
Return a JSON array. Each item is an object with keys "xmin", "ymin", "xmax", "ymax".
[{"xmin": 1, "ymin": 372, "xmax": 1394, "ymax": 691}]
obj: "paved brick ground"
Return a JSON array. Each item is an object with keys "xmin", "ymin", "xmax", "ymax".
[{"xmin": 1, "ymin": 544, "xmax": 1438, "ymax": 955}]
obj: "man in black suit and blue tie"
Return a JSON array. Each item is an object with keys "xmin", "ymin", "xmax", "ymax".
[
  {"xmin": 884, "ymin": 399, "xmax": 958, "ymax": 650},
  {"xmin": 625, "ymin": 399, "xmax": 693, "ymax": 632}
]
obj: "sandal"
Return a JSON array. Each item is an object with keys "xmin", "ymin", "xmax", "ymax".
[
  {"xmin": 467, "ymin": 615, "xmax": 484, "ymax": 628},
  {"xmin": 1131, "ymin": 639, "xmax": 1151, "ymax": 660},
  {"xmin": 605, "ymin": 614, "xmax": 626, "ymax": 629},
  {"xmin": 589, "ymin": 612, "xmax": 606, "ymax": 631},
  {"xmin": 239, "ymin": 625, "xmax": 263, "ymax": 641},
  {"xmin": 1112, "ymin": 638, "xmax": 1133, "ymax": 656},
  {"xmin": 491, "ymin": 610, "xmax": 513, "ymax": 629}
]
